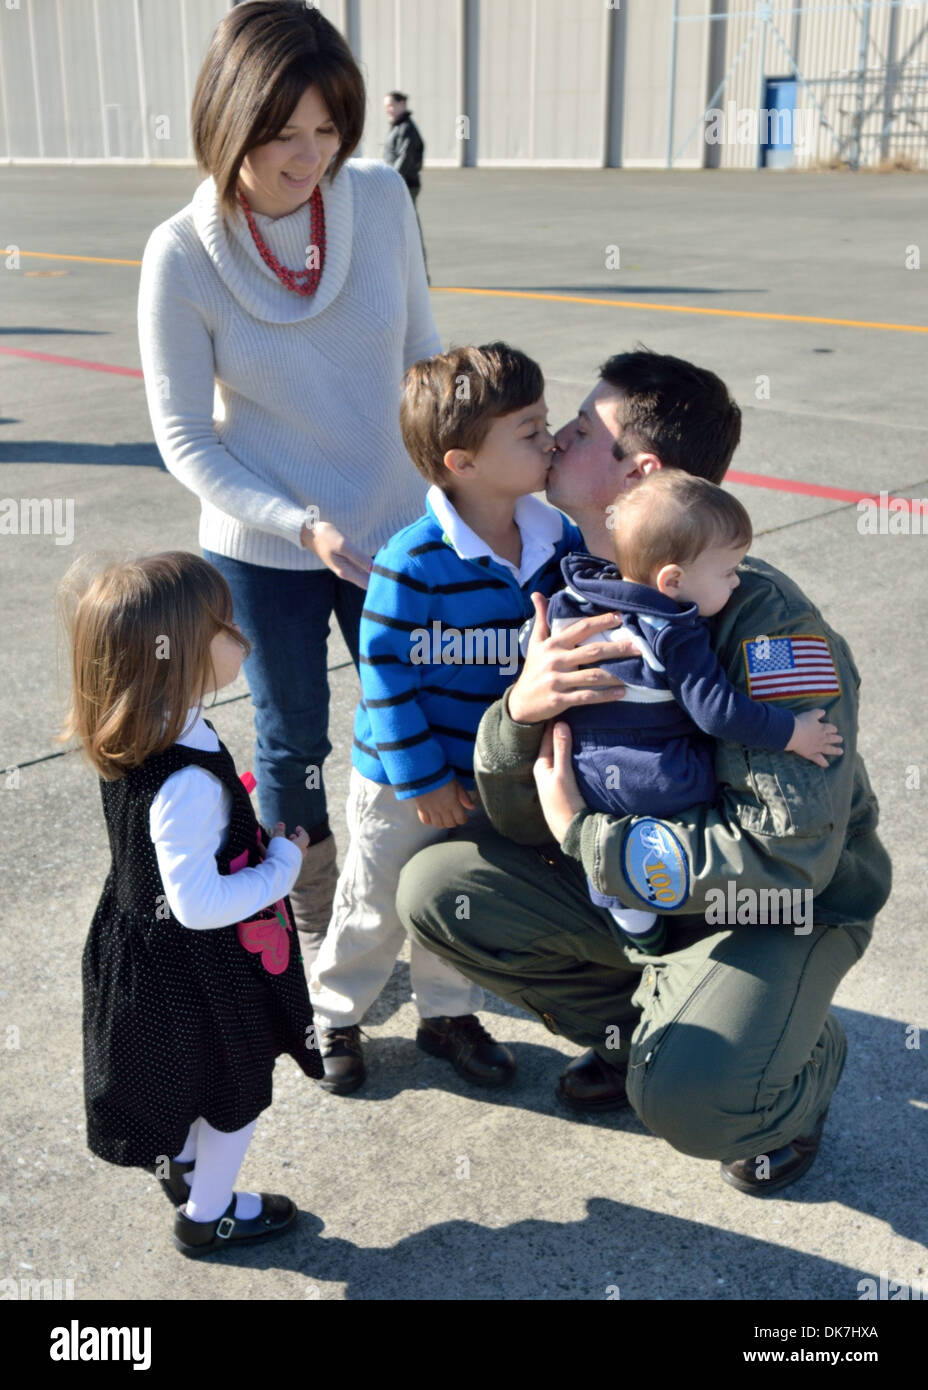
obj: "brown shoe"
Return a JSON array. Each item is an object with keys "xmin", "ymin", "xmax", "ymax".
[
  {"xmin": 557, "ymin": 1049, "xmax": 630, "ymax": 1111},
  {"xmin": 317, "ymin": 1024, "xmax": 366, "ymax": 1095},
  {"xmin": 416, "ymin": 1015, "xmax": 515, "ymax": 1087},
  {"xmin": 720, "ymin": 1108, "xmax": 829, "ymax": 1196}
]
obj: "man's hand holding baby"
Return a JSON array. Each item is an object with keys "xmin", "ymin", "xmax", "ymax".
[{"xmin": 506, "ymin": 591, "xmax": 633, "ymax": 725}]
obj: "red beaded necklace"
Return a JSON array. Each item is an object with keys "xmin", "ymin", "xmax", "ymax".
[{"xmin": 238, "ymin": 184, "xmax": 326, "ymax": 297}]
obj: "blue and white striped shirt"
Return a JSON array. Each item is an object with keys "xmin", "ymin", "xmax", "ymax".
[{"xmin": 352, "ymin": 488, "xmax": 582, "ymax": 798}]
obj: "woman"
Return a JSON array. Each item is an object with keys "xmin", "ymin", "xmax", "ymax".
[{"xmin": 138, "ymin": 1, "xmax": 440, "ymax": 947}]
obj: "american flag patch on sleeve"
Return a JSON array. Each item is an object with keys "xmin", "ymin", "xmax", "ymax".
[{"xmin": 742, "ymin": 634, "xmax": 841, "ymax": 701}]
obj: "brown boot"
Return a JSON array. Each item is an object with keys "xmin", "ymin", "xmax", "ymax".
[
  {"xmin": 556, "ymin": 1049, "xmax": 630, "ymax": 1112},
  {"xmin": 416, "ymin": 1015, "xmax": 515, "ymax": 1087},
  {"xmin": 720, "ymin": 1108, "xmax": 830, "ymax": 1196},
  {"xmin": 288, "ymin": 834, "xmax": 338, "ymax": 960}
]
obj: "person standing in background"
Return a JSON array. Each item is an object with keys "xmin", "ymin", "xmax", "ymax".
[{"xmin": 384, "ymin": 91, "xmax": 429, "ymax": 283}]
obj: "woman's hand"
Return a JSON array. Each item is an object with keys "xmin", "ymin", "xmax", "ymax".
[
  {"xmin": 301, "ymin": 518, "xmax": 372, "ymax": 590},
  {"xmin": 507, "ymin": 591, "xmax": 633, "ymax": 725},
  {"xmin": 533, "ymin": 721, "xmax": 587, "ymax": 844}
]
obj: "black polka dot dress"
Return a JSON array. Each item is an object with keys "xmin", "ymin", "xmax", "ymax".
[{"xmin": 82, "ymin": 725, "xmax": 323, "ymax": 1168}]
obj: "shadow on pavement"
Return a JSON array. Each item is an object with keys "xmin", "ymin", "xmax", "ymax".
[
  {"xmin": 184, "ymin": 1196, "xmax": 895, "ymax": 1300},
  {"xmin": 0, "ymin": 441, "xmax": 163, "ymax": 467}
]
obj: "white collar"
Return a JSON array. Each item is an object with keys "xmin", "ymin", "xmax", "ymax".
[
  {"xmin": 426, "ymin": 486, "xmax": 565, "ymax": 583},
  {"xmin": 175, "ymin": 707, "xmax": 220, "ymax": 752}
]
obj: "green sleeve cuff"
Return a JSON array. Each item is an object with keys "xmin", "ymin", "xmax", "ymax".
[
  {"xmin": 560, "ymin": 807, "xmax": 598, "ymax": 865},
  {"xmin": 485, "ymin": 684, "xmax": 545, "ymax": 768},
  {"xmin": 561, "ymin": 806, "xmax": 638, "ymax": 910}
]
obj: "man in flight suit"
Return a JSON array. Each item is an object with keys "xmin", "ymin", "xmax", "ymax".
[{"xmin": 396, "ymin": 348, "xmax": 891, "ymax": 1195}]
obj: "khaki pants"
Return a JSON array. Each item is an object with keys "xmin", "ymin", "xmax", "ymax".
[
  {"xmin": 308, "ymin": 769, "xmax": 484, "ymax": 1028},
  {"xmin": 396, "ymin": 827, "xmax": 877, "ymax": 1164}
]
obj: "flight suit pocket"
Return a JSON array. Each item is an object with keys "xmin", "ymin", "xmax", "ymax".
[
  {"xmin": 626, "ymin": 963, "xmax": 671, "ymax": 1076},
  {"xmin": 516, "ymin": 989, "xmax": 600, "ymax": 1045},
  {"xmin": 744, "ymin": 748, "xmax": 835, "ymax": 838}
]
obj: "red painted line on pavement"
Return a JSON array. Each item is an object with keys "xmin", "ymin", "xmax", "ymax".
[
  {"xmin": 0, "ymin": 344, "xmax": 142, "ymax": 377},
  {"xmin": 727, "ymin": 469, "xmax": 926, "ymax": 512},
  {"xmin": 3, "ymin": 345, "xmax": 923, "ymax": 512}
]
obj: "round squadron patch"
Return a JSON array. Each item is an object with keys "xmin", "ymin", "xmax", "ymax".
[{"xmin": 622, "ymin": 819, "xmax": 689, "ymax": 909}]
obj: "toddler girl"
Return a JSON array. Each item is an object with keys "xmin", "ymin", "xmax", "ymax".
[{"xmin": 60, "ymin": 551, "xmax": 323, "ymax": 1257}]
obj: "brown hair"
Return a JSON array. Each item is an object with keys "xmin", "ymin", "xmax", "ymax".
[
  {"xmin": 598, "ymin": 346, "xmax": 742, "ymax": 485},
  {"xmin": 58, "ymin": 552, "xmax": 250, "ymax": 781},
  {"xmin": 399, "ymin": 342, "xmax": 545, "ymax": 489},
  {"xmin": 191, "ymin": 1, "xmax": 365, "ymax": 219},
  {"xmin": 609, "ymin": 470, "xmax": 752, "ymax": 585}
]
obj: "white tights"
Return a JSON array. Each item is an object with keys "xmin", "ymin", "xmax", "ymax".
[{"xmin": 173, "ymin": 1117, "xmax": 262, "ymax": 1223}]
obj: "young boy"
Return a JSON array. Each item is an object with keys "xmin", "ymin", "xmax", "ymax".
[
  {"xmin": 310, "ymin": 342, "xmax": 582, "ymax": 1092},
  {"xmin": 545, "ymin": 469, "xmax": 843, "ymax": 953}
]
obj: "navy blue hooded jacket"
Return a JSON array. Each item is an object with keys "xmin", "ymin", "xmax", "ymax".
[{"xmin": 546, "ymin": 553, "xmax": 796, "ymax": 820}]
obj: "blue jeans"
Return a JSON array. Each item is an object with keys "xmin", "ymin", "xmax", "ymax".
[{"xmin": 204, "ymin": 550, "xmax": 364, "ymax": 836}]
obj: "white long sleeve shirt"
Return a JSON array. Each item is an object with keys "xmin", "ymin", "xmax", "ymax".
[
  {"xmin": 137, "ymin": 159, "xmax": 441, "ymax": 570},
  {"xmin": 149, "ymin": 711, "xmax": 301, "ymax": 930}
]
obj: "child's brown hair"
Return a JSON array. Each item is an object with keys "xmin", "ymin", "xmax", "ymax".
[
  {"xmin": 399, "ymin": 342, "xmax": 544, "ymax": 489},
  {"xmin": 58, "ymin": 552, "xmax": 249, "ymax": 781},
  {"xmin": 609, "ymin": 470, "xmax": 752, "ymax": 585}
]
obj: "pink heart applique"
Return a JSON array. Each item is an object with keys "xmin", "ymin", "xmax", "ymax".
[{"xmin": 236, "ymin": 900, "xmax": 292, "ymax": 975}]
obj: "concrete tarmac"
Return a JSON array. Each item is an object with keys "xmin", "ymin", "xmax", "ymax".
[{"xmin": 0, "ymin": 167, "xmax": 926, "ymax": 1301}]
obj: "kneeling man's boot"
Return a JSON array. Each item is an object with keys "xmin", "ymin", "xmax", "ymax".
[
  {"xmin": 720, "ymin": 1107, "xmax": 829, "ymax": 1196},
  {"xmin": 557, "ymin": 1049, "xmax": 630, "ymax": 1112},
  {"xmin": 416, "ymin": 1015, "xmax": 515, "ymax": 1087}
]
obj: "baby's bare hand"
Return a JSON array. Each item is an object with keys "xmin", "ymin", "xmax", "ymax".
[{"xmin": 786, "ymin": 710, "xmax": 844, "ymax": 769}]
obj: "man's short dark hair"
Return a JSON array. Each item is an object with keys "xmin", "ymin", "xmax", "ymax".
[{"xmin": 598, "ymin": 346, "xmax": 741, "ymax": 485}]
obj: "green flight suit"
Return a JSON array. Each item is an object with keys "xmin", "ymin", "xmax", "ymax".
[{"xmin": 396, "ymin": 557, "xmax": 892, "ymax": 1162}]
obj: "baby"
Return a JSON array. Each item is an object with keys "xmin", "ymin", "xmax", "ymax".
[{"xmin": 545, "ymin": 469, "xmax": 843, "ymax": 953}]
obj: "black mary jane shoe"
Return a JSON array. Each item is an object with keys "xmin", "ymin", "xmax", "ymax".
[
  {"xmin": 144, "ymin": 1159, "xmax": 196, "ymax": 1207},
  {"xmin": 174, "ymin": 1193, "xmax": 298, "ymax": 1258}
]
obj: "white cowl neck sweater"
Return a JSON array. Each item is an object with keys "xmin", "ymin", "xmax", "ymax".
[{"xmin": 137, "ymin": 159, "xmax": 441, "ymax": 570}]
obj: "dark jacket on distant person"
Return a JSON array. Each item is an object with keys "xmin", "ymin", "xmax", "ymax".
[{"xmin": 384, "ymin": 111, "xmax": 424, "ymax": 191}]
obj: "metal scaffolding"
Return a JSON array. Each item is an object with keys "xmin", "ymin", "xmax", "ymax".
[{"xmin": 666, "ymin": 0, "xmax": 928, "ymax": 170}]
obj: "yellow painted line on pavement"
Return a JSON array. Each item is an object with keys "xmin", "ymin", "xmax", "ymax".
[
  {"xmin": 6, "ymin": 249, "xmax": 926, "ymax": 332},
  {"xmin": 2, "ymin": 248, "xmax": 142, "ymax": 267},
  {"xmin": 434, "ymin": 286, "xmax": 928, "ymax": 334}
]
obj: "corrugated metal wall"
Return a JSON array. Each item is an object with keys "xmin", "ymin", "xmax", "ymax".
[
  {"xmin": 476, "ymin": 0, "xmax": 609, "ymax": 166},
  {"xmin": 0, "ymin": 0, "xmax": 224, "ymax": 161},
  {"xmin": 356, "ymin": 0, "xmax": 462, "ymax": 166},
  {"xmin": 667, "ymin": 0, "xmax": 928, "ymax": 170},
  {"xmin": 0, "ymin": 0, "xmax": 924, "ymax": 169}
]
